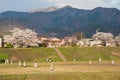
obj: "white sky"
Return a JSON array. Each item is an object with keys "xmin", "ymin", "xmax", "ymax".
[{"xmin": 0, "ymin": 0, "xmax": 120, "ymax": 12}]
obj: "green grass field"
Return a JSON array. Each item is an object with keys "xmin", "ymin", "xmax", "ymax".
[
  {"xmin": 59, "ymin": 47, "xmax": 120, "ymax": 61},
  {"xmin": 0, "ymin": 48, "xmax": 62, "ymax": 62},
  {"xmin": 0, "ymin": 47, "xmax": 120, "ymax": 62},
  {"xmin": 1, "ymin": 47, "xmax": 120, "ymax": 80}
]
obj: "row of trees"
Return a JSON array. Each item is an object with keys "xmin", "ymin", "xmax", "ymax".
[
  {"xmin": 2, "ymin": 28, "xmax": 120, "ymax": 48},
  {"xmin": 73, "ymin": 31, "xmax": 120, "ymax": 47}
]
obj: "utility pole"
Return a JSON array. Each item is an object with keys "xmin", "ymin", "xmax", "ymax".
[{"xmin": 8, "ymin": 19, "xmax": 11, "ymax": 28}]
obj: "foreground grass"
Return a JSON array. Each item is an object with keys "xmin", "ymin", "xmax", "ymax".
[
  {"xmin": 0, "ymin": 72, "xmax": 120, "ymax": 80},
  {"xmin": 0, "ymin": 62, "xmax": 120, "ymax": 80},
  {"xmin": 0, "ymin": 48, "xmax": 62, "ymax": 62},
  {"xmin": 59, "ymin": 47, "xmax": 120, "ymax": 61}
]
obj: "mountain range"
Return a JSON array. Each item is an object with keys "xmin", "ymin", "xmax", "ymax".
[{"xmin": 0, "ymin": 6, "xmax": 120, "ymax": 38}]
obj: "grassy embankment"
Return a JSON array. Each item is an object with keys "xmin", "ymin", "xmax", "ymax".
[
  {"xmin": 59, "ymin": 47, "xmax": 120, "ymax": 62},
  {"xmin": 1, "ymin": 47, "xmax": 120, "ymax": 62},
  {"xmin": 0, "ymin": 48, "xmax": 62, "ymax": 62}
]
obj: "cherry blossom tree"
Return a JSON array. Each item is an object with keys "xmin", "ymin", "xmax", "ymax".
[
  {"xmin": 4, "ymin": 28, "xmax": 41, "ymax": 48},
  {"xmin": 92, "ymin": 32, "xmax": 116, "ymax": 46},
  {"xmin": 115, "ymin": 34, "xmax": 120, "ymax": 46}
]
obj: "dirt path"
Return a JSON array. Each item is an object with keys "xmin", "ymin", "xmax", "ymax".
[
  {"xmin": 54, "ymin": 48, "xmax": 67, "ymax": 62},
  {"xmin": 112, "ymin": 52, "xmax": 120, "ymax": 57}
]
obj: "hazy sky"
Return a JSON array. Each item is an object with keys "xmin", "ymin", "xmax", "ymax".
[{"xmin": 0, "ymin": 0, "xmax": 120, "ymax": 12}]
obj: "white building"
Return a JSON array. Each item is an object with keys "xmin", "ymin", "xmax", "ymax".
[
  {"xmin": 89, "ymin": 40, "xmax": 103, "ymax": 47},
  {"xmin": 38, "ymin": 36, "xmax": 62, "ymax": 47},
  {"xmin": 0, "ymin": 38, "xmax": 2, "ymax": 47},
  {"xmin": 47, "ymin": 37, "xmax": 62, "ymax": 47},
  {"xmin": 77, "ymin": 39, "xmax": 91, "ymax": 47},
  {"xmin": 0, "ymin": 34, "xmax": 3, "ymax": 47},
  {"xmin": 61, "ymin": 36, "xmax": 78, "ymax": 46},
  {"xmin": 77, "ymin": 39, "xmax": 103, "ymax": 47}
]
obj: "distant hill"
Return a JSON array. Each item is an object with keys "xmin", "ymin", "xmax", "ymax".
[{"xmin": 0, "ymin": 6, "xmax": 120, "ymax": 38}]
